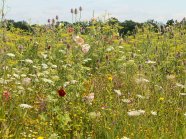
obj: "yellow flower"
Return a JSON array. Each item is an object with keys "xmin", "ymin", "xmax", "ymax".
[
  {"xmin": 108, "ymin": 76, "xmax": 113, "ymax": 81},
  {"xmin": 159, "ymin": 97, "xmax": 164, "ymax": 101},
  {"xmin": 37, "ymin": 136, "xmax": 44, "ymax": 139}
]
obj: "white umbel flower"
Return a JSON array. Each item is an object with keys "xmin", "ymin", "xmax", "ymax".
[
  {"xmin": 136, "ymin": 94, "xmax": 146, "ymax": 99},
  {"xmin": 180, "ymin": 93, "xmax": 186, "ymax": 96},
  {"xmin": 22, "ymin": 77, "xmax": 31, "ymax": 86},
  {"xmin": 7, "ymin": 53, "xmax": 15, "ymax": 58},
  {"xmin": 41, "ymin": 63, "xmax": 48, "ymax": 69},
  {"xmin": 25, "ymin": 59, "xmax": 33, "ymax": 64},
  {"xmin": 42, "ymin": 78, "xmax": 54, "ymax": 84},
  {"xmin": 127, "ymin": 109, "xmax": 145, "ymax": 116},
  {"xmin": 19, "ymin": 104, "xmax": 33, "ymax": 109},
  {"xmin": 121, "ymin": 136, "xmax": 130, "ymax": 139},
  {"xmin": 176, "ymin": 83, "xmax": 185, "ymax": 89},
  {"xmin": 135, "ymin": 78, "xmax": 150, "ymax": 84},
  {"xmin": 63, "ymin": 81, "xmax": 70, "ymax": 87},
  {"xmin": 83, "ymin": 93, "xmax": 94, "ymax": 105},
  {"xmin": 114, "ymin": 89, "xmax": 122, "ymax": 96},
  {"xmin": 71, "ymin": 80, "xmax": 78, "ymax": 84},
  {"xmin": 51, "ymin": 64, "xmax": 57, "ymax": 69},
  {"xmin": 122, "ymin": 99, "xmax": 131, "ymax": 104},
  {"xmin": 151, "ymin": 111, "xmax": 157, "ymax": 116},
  {"xmin": 145, "ymin": 60, "xmax": 156, "ymax": 64}
]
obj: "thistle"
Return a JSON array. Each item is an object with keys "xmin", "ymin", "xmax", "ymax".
[
  {"xmin": 48, "ymin": 19, "xmax": 50, "ymax": 24},
  {"xmin": 74, "ymin": 8, "xmax": 78, "ymax": 15},
  {"xmin": 70, "ymin": 8, "xmax": 74, "ymax": 23},
  {"xmin": 79, "ymin": 6, "xmax": 83, "ymax": 21},
  {"xmin": 74, "ymin": 8, "xmax": 78, "ymax": 22},
  {"xmin": 56, "ymin": 15, "xmax": 59, "ymax": 20}
]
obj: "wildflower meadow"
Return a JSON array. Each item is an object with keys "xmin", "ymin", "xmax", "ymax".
[{"xmin": 0, "ymin": 4, "xmax": 186, "ymax": 139}]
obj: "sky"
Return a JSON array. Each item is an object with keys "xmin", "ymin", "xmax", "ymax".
[{"xmin": 2, "ymin": 0, "xmax": 186, "ymax": 24}]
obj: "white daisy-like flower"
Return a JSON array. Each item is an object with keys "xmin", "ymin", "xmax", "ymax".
[
  {"xmin": 22, "ymin": 77, "xmax": 31, "ymax": 86},
  {"xmin": 41, "ymin": 63, "xmax": 48, "ymax": 69},
  {"xmin": 0, "ymin": 78, "xmax": 7, "ymax": 84},
  {"xmin": 138, "ymin": 110, "xmax": 145, "ymax": 114},
  {"xmin": 114, "ymin": 89, "xmax": 122, "ymax": 96},
  {"xmin": 180, "ymin": 93, "xmax": 186, "ymax": 96},
  {"xmin": 106, "ymin": 46, "xmax": 114, "ymax": 52},
  {"xmin": 151, "ymin": 111, "xmax": 157, "ymax": 116},
  {"xmin": 136, "ymin": 94, "xmax": 146, "ymax": 99},
  {"xmin": 41, "ymin": 53, "xmax": 47, "ymax": 59},
  {"xmin": 19, "ymin": 104, "xmax": 33, "ymax": 109},
  {"xmin": 184, "ymin": 113, "xmax": 186, "ymax": 117},
  {"xmin": 122, "ymin": 99, "xmax": 131, "ymax": 104},
  {"xmin": 17, "ymin": 86, "xmax": 25, "ymax": 90},
  {"xmin": 166, "ymin": 74, "xmax": 175, "ymax": 80},
  {"xmin": 2, "ymin": 66, "xmax": 8, "ymax": 70},
  {"xmin": 176, "ymin": 83, "xmax": 185, "ymax": 89},
  {"xmin": 13, "ymin": 74, "xmax": 20, "ymax": 79},
  {"xmin": 127, "ymin": 109, "xmax": 145, "ymax": 116},
  {"xmin": 42, "ymin": 78, "xmax": 54, "ymax": 84},
  {"xmin": 63, "ymin": 81, "xmax": 70, "ymax": 87},
  {"xmin": 145, "ymin": 60, "xmax": 156, "ymax": 64},
  {"xmin": 121, "ymin": 136, "xmax": 130, "ymax": 139},
  {"xmin": 83, "ymin": 93, "xmax": 94, "ymax": 105},
  {"xmin": 135, "ymin": 78, "xmax": 150, "ymax": 84},
  {"xmin": 118, "ymin": 46, "xmax": 124, "ymax": 49},
  {"xmin": 25, "ymin": 59, "xmax": 33, "ymax": 64},
  {"xmin": 155, "ymin": 85, "xmax": 163, "ymax": 90},
  {"xmin": 21, "ymin": 74, "xmax": 27, "ymax": 78},
  {"xmin": 51, "ymin": 64, "xmax": 57, "ymax": 69},
  {"xmin": 71, "ymin": 80, "xmax": 78, "ymax": 84},
  {"xmin": 43, "ymin": 71, "xmax": 49, "ymax": 75},
  {"xmin": 81, "ymin": 44, "xmax": 90, "ymax": 54},
  {"xmin": 52, "ymin": 75, "xmax": 60, "ymax": 81},
  {"xmin": 32, "ymin": 65, "xmax": 38, "ymax": 69},
  {"xmin": 6, "ymin": 53, "xmax": 15, "ymax": 58}
]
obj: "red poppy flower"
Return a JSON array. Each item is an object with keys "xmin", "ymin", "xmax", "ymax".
[{"xmin": 57, "ymin": 88, "xmax": 66, "ymax": 97}]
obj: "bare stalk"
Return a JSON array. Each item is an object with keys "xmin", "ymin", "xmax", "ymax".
[{"xmin": 1, "ymin": 0, "xmax": 6, "ymax": 42}]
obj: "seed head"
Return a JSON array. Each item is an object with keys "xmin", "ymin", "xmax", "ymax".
[
  {"xmin": 48, "ymin": 19, "xmax": 50, "ymax": 23},
  {"xmin": 79, "ymin": 6, "xmax": 83, "ymax": 12},
  {"xmin": 56, "ymin": 15, "xmax": 59, "ymax": 20},
  {"xmin": 71, "ymin": 8, "xmax": 74, "ymax": 14},
  {"xmin": 52, "ymin": 18, "xmax": 55, "ymax": 24},
  {"xmin": 74, "ymin": 8, "xmax": 78, "ymax": 15}
]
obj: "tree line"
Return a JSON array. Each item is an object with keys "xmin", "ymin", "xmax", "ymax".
[{"xmin": 1, "ymin": 17, "xmax": 186, "ymax": 36}]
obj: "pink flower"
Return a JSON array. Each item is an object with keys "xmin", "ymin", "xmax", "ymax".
[
  {"xmin": 81, "ymin": 44, "xmax": 90, "ymax": 54},
  {"xmin": 2, "ymin": 91, "xmax": 11, "ymax": 101}
]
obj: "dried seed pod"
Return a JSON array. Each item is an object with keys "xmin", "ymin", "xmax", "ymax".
[
  {"xmin": 79, "ymin": 6, "xmax": 82, "ymax": 11},
  {"xmin": 74, "ymin": 8, "xmax": 78, "ymax": 15},
  {"xmin": 52, "ymin": 18, "xmax": 55, "ymax": 24},
  {"xmin": 71, "ymin": 8, "xmax": 74, "ymax": 14},
  {"xmin": 48, "ymin": 19, "xmax": 50, "ymax": 23},
  {"xmin": 56, "ymin": 15, "xmax": 59, "ymax": 20}
]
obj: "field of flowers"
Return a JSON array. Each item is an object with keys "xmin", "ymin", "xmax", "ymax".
[{"xmin": 0, "ymin": 18, "xmax": 186, "ymax": 139}]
